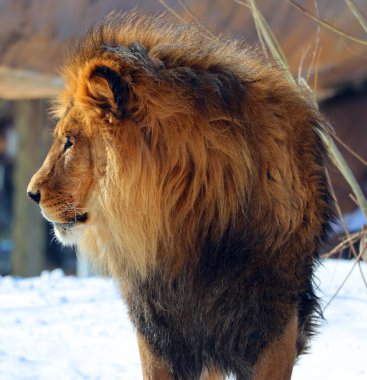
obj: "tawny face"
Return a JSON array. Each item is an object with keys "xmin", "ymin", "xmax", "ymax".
[{"xmin": 27, "ymin": 107, "xmax": 103, "ymax": 245}]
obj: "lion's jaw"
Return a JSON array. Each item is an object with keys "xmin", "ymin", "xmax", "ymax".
[
  {"xmin": 39, "ymin": 203, "xmax": 90, "ymax": 246},
  {"xmin": 52, "ymin": 218, "xmax": 88, "ymax": 246}
]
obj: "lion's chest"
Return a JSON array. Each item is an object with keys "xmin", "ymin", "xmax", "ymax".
[{"xmin": 122, "ymin": 238, "xmax": 296, "ymax": 378}]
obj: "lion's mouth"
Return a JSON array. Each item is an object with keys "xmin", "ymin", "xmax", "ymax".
[
  {"xmin": 51, "ymin": 212, "xmax": 89, "ymax": 244},
  {"xmin": 73, "ymin": 213, "xmax": 88, "ymax": 223},
  {"xmin": 53, "ymin": 213, "xmax": 88, "ymax": 229}
]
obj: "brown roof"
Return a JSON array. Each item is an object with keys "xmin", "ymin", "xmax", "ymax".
[{"xmin": 0, "ymin": 0, "xmax": 366, "ymax": 99}]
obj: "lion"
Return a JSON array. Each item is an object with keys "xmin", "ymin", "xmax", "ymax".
[{"xmin": 27, "ymin": 12, "xmax": 334, "ymax": 380}]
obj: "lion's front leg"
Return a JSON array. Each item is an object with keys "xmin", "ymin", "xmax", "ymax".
[
  {"xmin": 137, "ymin": 332, "xmax": 173, "ymax": 380},
  {"xmin": 253, "ymin": 312, "xmax": 298, "ymax": 380}
]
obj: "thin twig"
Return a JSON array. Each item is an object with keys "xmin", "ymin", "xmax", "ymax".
[
  {"xmin": 334, "ymin": 134, "xmax": 367, "ymax": 167},
  {"xmin": 325, "ymin": 167, "xmax": 367, "ymax": 296},
  {"xmin": 306, "ymin": 45, "xmax": 318, "ymax": 83},
  {"xmin": 248, "ymin": 0, "xmax": 293, "ymax": 82},
  {"xmin": 345, "ymin": 0, "xmax": 367, "ymax": 33},
  {"xmin": 297, "ymin": 44, "xmax": 311, "ymax": 84},
  {"xmin": 360, "ymin": 226, "xmax": 367, "ymax": 262},
  {"xmin": 313, "ymin": 47, "xmax": 322, "ymax": 102},
  {"xmin": 233, "ymin": 0, "xmax": 269, "ymax": 58},
  {"xmin": 320, "ymin": 131, "xmax": 367, "ymax": 221},
  {"xmin": 159, "ymin": 0, "xmax": 188, "ymax": 24},
  {"xmin": 349, "ymin": 193, "xmax": 358, "ymax": 206},
  {"xmin": 324, "ymin": 169, "xmax": 367, "ymax": 288},
  {"xmin": 346, "ymin": 199, "xmax": 367, "ymax": 289},
  {"xmin": 323, "ymin": 254, "xmax": 361, "ymax": 311},
  {"xmin": 233, "ymin": 0, "xmax": 250, "ymax": 8},
  {"xmin": 159, "ymin": 0, "xmax": 216, "ymax": 42},
  {"xmin": 323, "ymin": 232, "xmax": 363, "ymax": 258},
  {"xmin": 358, "ymin": 231, "xmax": 367, "ymax": 287},
  {"xmin": 324, "ymin": 169, "xmax": 357, "ymax": 258},
  {"xmin": 323, "ymin": 227, "xmax": 367, "ymax": 311},
  {"xmin": 177, "ymin": 0, "xmax": 217, "ymax": 40},
  {"xmin": 288, "ymin": 0, "xmax": 367, "ymax": 46},
  {"xmin": 306, "ymin": 0, "xmax": 321, "ymax": 83}
]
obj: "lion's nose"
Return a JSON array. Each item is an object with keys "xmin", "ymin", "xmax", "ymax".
[{"xmin": 27, "ymin": 190, "xmax": 41, "ymax": 204}]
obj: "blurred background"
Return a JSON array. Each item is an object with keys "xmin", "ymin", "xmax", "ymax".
[{"xmin": 0, "ymin": 0, "xmax": 366, "ymax": 277}]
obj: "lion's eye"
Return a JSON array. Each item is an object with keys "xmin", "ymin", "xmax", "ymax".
[{"xmin": 63, "ymin": 136, "xmax": 73, "ymax": 152}]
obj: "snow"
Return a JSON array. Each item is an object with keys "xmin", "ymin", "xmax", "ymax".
[
  {"xmin": 293, "ymin": 259, "xmax": 367, "ymax": 380},
  {"xmin": 0, "ymin": 259, "xmax": 366, "ymax": 380}
]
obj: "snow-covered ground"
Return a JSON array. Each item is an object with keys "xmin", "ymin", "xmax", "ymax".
[{"xmin": 0, "ymin": 259, "xmax": 366, "ymax": 380}]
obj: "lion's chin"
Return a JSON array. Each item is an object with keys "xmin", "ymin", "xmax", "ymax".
[
  {"xmin": 41, "ymin": 210, "xmax": 89, "ymax": 246},
  {"xmin": 53, "ymin": 222, "xmax": 86, "ymax": 246}
]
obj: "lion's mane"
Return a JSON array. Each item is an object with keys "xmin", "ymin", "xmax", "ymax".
[{"xmin": 55, "ymin": 12, "xmax": 332, "ymax": 282}]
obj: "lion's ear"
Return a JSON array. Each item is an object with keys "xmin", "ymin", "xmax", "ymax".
[{"xmin": 85, "ymin": 65, "xmax": 130, "ymax": 119}]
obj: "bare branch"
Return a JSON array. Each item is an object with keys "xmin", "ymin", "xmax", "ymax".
[{"xmin": 289, "ymin": 0, "xmax": 367, "ymax": 46}]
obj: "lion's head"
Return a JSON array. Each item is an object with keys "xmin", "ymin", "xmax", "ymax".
[{"xmin": 27, "ymin": 13, "xmax": 256, "ymax": 277}]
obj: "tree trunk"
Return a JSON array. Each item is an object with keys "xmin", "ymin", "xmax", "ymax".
[{"xmin": 12, "ymin": 99, "xmax": 49, "ymax": 276}]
